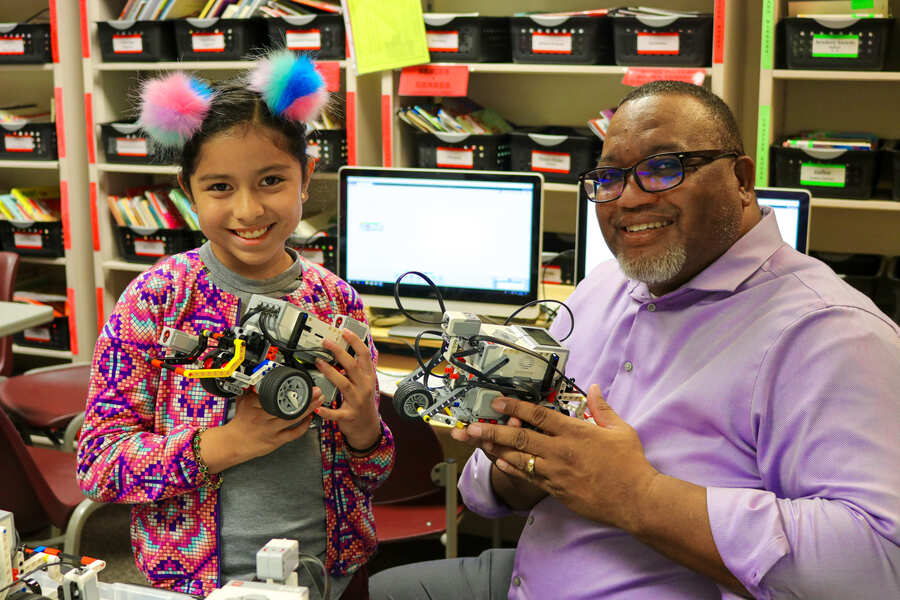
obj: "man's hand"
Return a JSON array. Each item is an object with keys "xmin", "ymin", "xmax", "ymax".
[
  {"xmin": 314, "ymin": 330, "xmax": 382, "ymax": 452},
  {"xmin": 452, "ymin": 384, "xmax": 658, "ymax": 532}
]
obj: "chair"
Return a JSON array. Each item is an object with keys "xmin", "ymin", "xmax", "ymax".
[
  {"xmin": 0, "ymin": 363, "xmax": 92, "ymax": 447},
  {"xmin": 372, "ymin": 393, "xmax": 464, "ymax": 558},
  {"xmin": 0, "ymin": 402, "xmax": 102, "ymax": 555},
  {"xmin": 0, "ymin": 251, "xmax": 21, "ymax": 378}
]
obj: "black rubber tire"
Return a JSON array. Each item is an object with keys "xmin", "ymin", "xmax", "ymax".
[
  {"xmin": 198, "ymin": 351, "xmax": 239, "ymax": 398},
  {"xmin": 257, "ymin": 366, "xmax": 314, "ymax": 419},
  {"xmin": 393, "ymin": 381, "xmax": 434, "ymax": 420}
]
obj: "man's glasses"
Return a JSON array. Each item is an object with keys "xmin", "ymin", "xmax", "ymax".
[{"xmin": 578, "ymin": 150, "xmax": 739, "ymax": 203}]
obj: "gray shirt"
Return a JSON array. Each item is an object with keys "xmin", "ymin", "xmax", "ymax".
[{"xmin": 199, "ymin": 243, "xmax": 351, "ymax": 600}]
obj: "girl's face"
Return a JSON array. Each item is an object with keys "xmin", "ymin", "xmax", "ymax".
[{"xmin": 185, "ymin": 124, "xmax": 312, "ymax": 280}]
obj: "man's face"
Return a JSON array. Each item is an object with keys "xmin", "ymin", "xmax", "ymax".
[{"xmin": 594, "ymin": 94, "xmax": 749, "ymax": 295}]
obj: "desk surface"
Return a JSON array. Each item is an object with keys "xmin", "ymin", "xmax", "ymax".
[{"xmin": 0, "ymin": 301, "xmax": 54, "ymax": 337}]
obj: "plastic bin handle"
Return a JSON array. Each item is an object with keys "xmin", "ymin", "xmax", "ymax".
[
  {"xmin": 186, "ymin": 18, "xmax": 219, "ymax": 28},
  {"xmin": 108, "ymin": 20, "xmax": 140, "ymax": 30},
  {"xmin": 634, "ymin": 15, "xmax": 680, "ymax": 27},
  {"xmin": 0, "ymin": 23, "xmax": 20, "ymax": 33},
  {"xmin": 527, "ymin": 15, "xmax": 570, "ymax": 27},
  {"xmin": 281, "ymin": 15, "xmax": 317, "ymax": 26},
  {"xmin": 130, "ymin": 225, "xmax": 161, "ymax": 235},
  {"xmin": 111, "ymin": 123, "xmax": 143, "ymax": 134},
  {"xmin": 424, "ymin": 14, "xmax": 458, "ymax": 26},
  {"xmin": 1, "ymin": 122, "xmax": 28, "ymax": 132},
  {"xmin": 10, "ymin": 219, "xmax": 37, "ymax": 228},
  {"xmin": 527, "ymin": 133, "xmax": 568, "ymax": 146},
  {"xmin": 433, "ymin": 131, "xmax": 472, "ymax": 143},
  {"xmin": 798, "ymin": 147, "xmax": 848, "ymax": 159},
  {"xmin": 811, "ymin": 16, "xmax": 861, "ymax": 29}
]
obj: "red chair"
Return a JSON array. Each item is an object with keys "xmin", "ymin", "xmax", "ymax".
[
  {"xmin": 0, "ymin": 251, "xmax": 21, "ymax": 377},
  {"xmin": 0, "ymin": 363, "xmax": 91, "ymax": 448},
  {"xmin": 0, "ymin": 402, "xmax": 101, "ymax": 555},
  {"xmin": 373, "ymin": 393, "xmax": 464, "ymax": 558}
]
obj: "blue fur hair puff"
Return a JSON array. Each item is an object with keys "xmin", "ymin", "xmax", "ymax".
[{"xmin": 248, "ymin": 50, "xmax": 327, "ymax": 123}]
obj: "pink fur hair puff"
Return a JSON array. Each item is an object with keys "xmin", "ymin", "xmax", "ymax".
[{"xmin": 139, "ymin": 72, "xmax": 215, "ymax": 148}]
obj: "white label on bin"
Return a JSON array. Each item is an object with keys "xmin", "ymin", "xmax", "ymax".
[
  {"xmin": 812, "ymin": 35, "xmax": 859, "ymax": 58},
  {"xmin": 191, "ymin": 32, "xmax": 225, "ymax": 52},
  {"xmin": 532, "ymin": 32, "xmax": 572, "ymax": 54},
  {"xmin": 427, "ymin": 31, "xmax": 459, "ymax": 52},
  {"xmin": 0, "ymin": 37, "xmax": 25, "ymax": 55},
  {"xmin": 116, "ymin": 137, "xmax": 149, "ymax": 157},
  {"xmin": 436, "ymin": 146, "xmax": 474, "ymax": 168},
  {"xmin": 300, "ymin": 248, "xmax": 325, "ymax": 265},
  {"xmin": 531, "ymin": 150, "xmax": 572, "ymax": 174},
  {"xmin": 307, "ymin": 141, "xmax": 320, "ymax": 159},
  {"xmin": 286, "ymin": 29, "xmax": 322, "ymax": 51},
  {"xmin": 542, "ymin": 264, "xmax": 562, "ymax": 284},
  {"xmin": 24, "ymin": 327, "xmax": 51, "ymax": 342},
  {"xmin": 134, "ymin": 238, "xmax": 165, "ymax": 256},
  {"xmin": 14, "ymin": 232, "xmax": 42, "ymax": 249},
  {"xmin": 637, "ymin": 33, "xmax": 680, "ymax": 55},
  {"xmin": 800, "ymin": 162, "xmax": 846, "ymax": 187},
  {"xmin": 112, "ymin": 34, "xmax": 143, "ymax": 54},
  {"xmin": 5, "ymin": 134, "xmax": 34, "ymax": 152}
]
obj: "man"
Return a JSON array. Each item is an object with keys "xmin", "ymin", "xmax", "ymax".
[{"xmin": 370, "ymin": 82, "xmax": 900, "ymax": 599}]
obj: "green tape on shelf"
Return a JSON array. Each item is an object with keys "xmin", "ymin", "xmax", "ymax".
[
  {"xmin": 756, "ymin": 106, "xmax": 771, "ymax": 185},
  {"xmin": 760, "ymin": 0, "xmax": 775, "ymax": 71}
]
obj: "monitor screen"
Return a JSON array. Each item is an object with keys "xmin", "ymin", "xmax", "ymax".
[
  {"xmin": 755, "ymin": 187, "xmax": 811, "ymax": 254},
  {"xmin": 575, "ymin": 186, "xmax": 812, "ymax": 282},
  {"xmin": 338, "ymin": 167, "xmax": 543, "ymax": 318}
]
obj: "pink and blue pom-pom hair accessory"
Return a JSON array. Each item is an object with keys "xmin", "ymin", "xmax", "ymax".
[
  {"xmin": 139, "ymin": 72, "xmax": 214, "ymax": 148},
  {"xmin": 247, "ymin": 50, "xmax": 327, "ymax": 123}
]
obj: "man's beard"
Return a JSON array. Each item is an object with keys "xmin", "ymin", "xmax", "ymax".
[{"xmin": 617, "ymin": 243, "xmax": 687, "ymax": 285}]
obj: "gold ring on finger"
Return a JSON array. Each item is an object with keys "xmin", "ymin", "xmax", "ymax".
[{"xmin": 525, "ymin": 455, "xmax": 536, "ymax": 476}]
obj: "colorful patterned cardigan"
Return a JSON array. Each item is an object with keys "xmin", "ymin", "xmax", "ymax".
[{"xmin": 76, "ymin": 250, "xmax": 395, "ymax": 596}]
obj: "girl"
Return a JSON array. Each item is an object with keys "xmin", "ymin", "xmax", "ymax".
[{"xmin": 76, "ymin": 51, "xmax": 394, "ymax": 600}]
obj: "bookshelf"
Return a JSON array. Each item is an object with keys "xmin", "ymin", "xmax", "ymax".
[
  {"xmin": 756, "ymin": 0, "xmax": 900, "ymax": 256},
  {"xmin": 0, "ymin": 0, "xmax": 95, "ymax": 364}
]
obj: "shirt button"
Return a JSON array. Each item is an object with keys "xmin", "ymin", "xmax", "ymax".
[
  {"xmin": 512, "ymin": 576, "xmax": 522, "ymax": 587},
  {"xmin": 624, "ymin": 361, "xmax": 633, "ymax": 372},
  {"xmin": 647, "ymin": 303, "xmax": 656, "ymax": 312}
]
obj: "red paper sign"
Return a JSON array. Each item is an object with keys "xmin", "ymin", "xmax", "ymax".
[
  {"xmin": 315, "ymin": 61, "xmax": 341, "ymax": 92},
  {"xmin": 622, "ymin": 67, "xmax": 706, "ymax": 88},
  {"xmin": 398, "ymin": 65, "xmax": 469, "ymax": 97}
]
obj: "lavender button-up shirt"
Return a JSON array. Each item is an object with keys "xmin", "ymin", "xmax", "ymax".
[{"xmin": 459, "ymin": 208, "xmax": 900, "ymax": 599}]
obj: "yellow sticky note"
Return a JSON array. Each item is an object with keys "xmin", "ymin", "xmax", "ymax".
[{"xmin": 344, "ymin": 0, "xmax": 430, "ymax": 75}]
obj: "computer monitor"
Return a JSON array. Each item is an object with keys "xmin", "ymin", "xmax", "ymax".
[
  {"xmin": 755, "ymin": 187, "xmax": 810, "ymax": 254},
  {"xmin": 575, "ymin": 186, "xmax": 812, "ymax": 282},
  {"xmin": 338, "ymin": 167, "xmax": 544, "ymax": 319}
]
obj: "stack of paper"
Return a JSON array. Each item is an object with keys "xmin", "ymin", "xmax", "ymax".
[
  {"xmin": 116, "ymin": 0, "xmax": 339, "ymax": 20},
  {"xmin": 397, "ymin": 99, "xmax": 514, "ymax": 135},
  {"xmin": 782, "ymin": 131, "xmax": 878, "ymax": 151}
]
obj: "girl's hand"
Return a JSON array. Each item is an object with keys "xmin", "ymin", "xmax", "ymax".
[{"xmin": 314, "ymin": 329, "xmax": 381, "ymax": 452}]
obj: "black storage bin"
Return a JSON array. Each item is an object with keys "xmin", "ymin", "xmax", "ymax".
[
  {"xmin": 115, "ymin": 226, "xmax": 196, "ymax": 263},
  {"xmin": 174, "ymin": 18, "xmax": 265, "ymax": 61},
  {"xmin": 415, "ymin": 131, "xmax": 510, "ymax": 171},
  {"xmin": 0, "ymin": 220, "xmax": 64, "ymax": 257},
  {"xmin": 772, "ymin": 145, "xmax": 878, "ymax": 199},
  {"xmin": 266, "ymin": 14, "xmax": 345, "ymax": 59},
  {"xmin": 98, "ymin": 20, "xmax": 176, "ymax": 62},
  {"xmin": 811, "ymin": 252, "xmax": 885, "ymax": 299},
  {"xmin": 0, "ymin": 122, "xmax": 57, "ymax": 160},
  {"xmin": 510, "ymin": 127, "xmax": 599, "ymax": 184},
  {"xmin": 192, "ymin": 230, "xmax": 207, "ymax": 248},
  {"xmin": 0, "ymin": 23, "xmax": 52, "ymax": 64},
  {"xmin": 511, "ymin": 14, "xmax": 613, "ymax": 65},
  {"xmin": 308, "ymin": 129, "xmax": 346, "ymax": 172},
  {"xmin": 781, "ymin": 16, "xmax": 892, "ymax": 70},
  {"xmin": 14, "ymin": 315, "xmax": 69, "ymax": 350},
  {"xmin": 100, "ymin": 122, "xmax": 166, "ymax": 164},
  {"xmin": 612, "ymin": 13, "xmax": 713, "ymax": 67},
  {"xmin": 884, "ymin": 140, "xmax": 900, "ymax": 202},
  {"xmin": 424, "ymin": 14, "xmax": 510, "ymax": 62}
]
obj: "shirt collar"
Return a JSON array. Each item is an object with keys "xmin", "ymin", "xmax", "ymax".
[{"xmin": 628, "ymin": 206, "xmax": 783, "ymax": 300}]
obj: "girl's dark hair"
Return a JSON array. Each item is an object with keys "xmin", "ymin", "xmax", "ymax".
[{"xmin": 178, "ymin": 81, "xmax": 309, "ymax": 192}]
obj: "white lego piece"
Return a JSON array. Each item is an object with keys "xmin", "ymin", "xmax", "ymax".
[
  {"xmin": 255, "ymin": 539, "xmax": 299, "ymax": 584},
  {"xmin": 0, "ymin": 510, "xmax": 13, "ymax": 600},
  {"xmin": 207, "ymin": 580, "xmax": 308, "ymax": 600}
]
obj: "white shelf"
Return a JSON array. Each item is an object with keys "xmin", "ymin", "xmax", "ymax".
[
  {"xmin": 94, "ymin": 60, "xmax": 348, "ymax": 72},
  {"xmin": 812, "ymin": 198, "xmax": 900, "ymax": 211},
  {"xmin": 0, "ymin": 63, "xmax": 54, "ymax": 72},
  {"xmin": 0, "ymin": 160, "xmax": 59, "ymax": 170},
  {"xmin": 13, "ymin": 344, "xmax": 73, "ymax": 359},
  {"xmin": 428, "ymin": 63, "xmax": 712, "ymax": 76},
  {"xmin": 21, "ymin": 256, "xmax": 67, "ymax": 266},
  {"xmin": 772, "ymin": 69, "xmax": 900, "ymax": 82},
  {"xmin": 95, "ymin": 162, "xmax": 179, "ymax": 174},
  {"xmin": 102, "ymin": 259, "xmax": 154, "ymax": 273}
]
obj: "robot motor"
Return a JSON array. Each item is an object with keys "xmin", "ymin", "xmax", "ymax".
[
  {"xmin": 153, "ymin": 295, "xmax": 369, "ymax": 420},
  {"xmin": 392, "ymin": 311, "xmax": 586, "ymax": 428}
]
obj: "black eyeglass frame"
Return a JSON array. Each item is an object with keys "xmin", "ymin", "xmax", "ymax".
[{"xmin": 578, "ymin": 149, "xmax": 740, "ymax": 203}]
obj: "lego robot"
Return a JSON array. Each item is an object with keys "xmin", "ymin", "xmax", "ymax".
[
  {"xmin": 392, "ymin": 311, "xmax": 586, "ymax": 428},
  {"xmin": 152, "ymin": 295, "xmax": 368, "ymax": 420}
]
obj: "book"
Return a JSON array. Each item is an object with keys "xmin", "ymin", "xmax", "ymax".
[
  {"xmin": 107, "ymin": 195, "xmax": 126, "ymax": 227},
  {"xmin": 10, "ymin": 187, "xmax": 60, "ymax": 222},
  {"xmin": 169, "ymin": 188, "xmax": 200, "ymax": 230},
  {"xmin": 118, "ymin": 0, "xmax": 138, "ymax": 19},
  {"xmin": 284, "ymin": 0, "xmax": 340, "ymax": 13},
  {"xmin": 162, "ymin": 0, "xmax": 209, "ymax": 18},
  {"xmin": 138, "ymin": 197, "xmax": 164, "ymax": 229},
  {"xmin": 198, "ymin": 0, "xmax": 219, "ymax": 18},
  {"xmin": 146, "ymin": 190, "xmax": 185, "ymax": 228},
  {"xmin": 118, "ymin": 197, "xmax": 141, "ymax": 227},
  {"xmin": 0, "ymin": 194, "xmax": 26, "ymax": 221}
]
